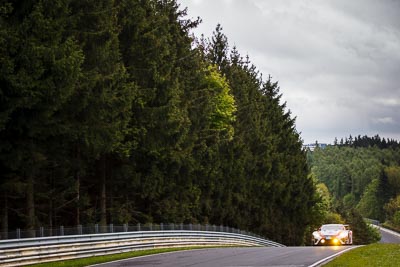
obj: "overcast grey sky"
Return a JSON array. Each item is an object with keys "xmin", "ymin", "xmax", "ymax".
[{"xmin": 179, "ymin": 0, "xmax": 400, "ymax": 144}]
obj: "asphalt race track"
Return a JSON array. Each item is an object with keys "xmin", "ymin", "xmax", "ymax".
[
  {"xmin": 91, "ymin": 246, "xmax": 354, "ymax": 267},
  {"xmin": 380, "ymin": 227, "xmax": 400, "ymax": 243},
  {"xmin": 90, "ymin": 227, "xmax": 400, "ymax": 267}
]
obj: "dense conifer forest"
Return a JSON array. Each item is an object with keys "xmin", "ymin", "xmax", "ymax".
[{"xmin": 1, "ymin": 0, "xmax": 324, "ymax": 245}]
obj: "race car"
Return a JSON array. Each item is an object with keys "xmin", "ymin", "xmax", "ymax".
[{"xmin": 312, "ymin": 224, "xmax": 353, "ymax": 246}]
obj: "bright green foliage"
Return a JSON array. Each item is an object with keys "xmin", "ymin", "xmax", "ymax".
[{"xmin": 203, "ymin": 65, "xmax": 236, "ymax": 139}]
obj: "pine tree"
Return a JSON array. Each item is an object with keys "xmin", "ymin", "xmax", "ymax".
[
  {"xmin": 117, "ymin": 0, "xmax": 201, "ymax": 223},
  {"xmin": 0, "ymin": 0, "xmax": 84, "ymax": 232},
  {"xmin": 66, "ymin": 0, "xmax": 135, "ymax": 226},
  {"xmin": 208, "ymin": 24, "xmax": 229, "ymax": 69}
]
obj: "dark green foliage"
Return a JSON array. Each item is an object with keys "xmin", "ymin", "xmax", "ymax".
[
  {"xmin": 0, "ymin": 0, "xmax": 317, "ymax": 245},
  {"xmin": 0, "ymin": 0, "xmax": 84, "ymax": 231},
  {"xmin": 335, "ymin": 134, "xmax": 400, "ymax": 149},
  {"xmin": 202, "ymin": 32, "xmax": 315, "ymax": 245},
  {"xmin": 310, "ymin": 145, "xmax": 400, "ymax": 204},
  {"xmin": 342, "ymin": 208, "xmax": 381, "ymax": 245}
]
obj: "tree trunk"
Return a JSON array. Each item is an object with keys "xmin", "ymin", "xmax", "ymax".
[
  {"xmin": 75, "ymin": 144, "xmax": 81, "ymax": 226},
  {"xmin": 100, "ymin": 155, "xmax": 107, "ymax": 228},
  {"xmin": 76, "ymin": 173, "xmax": 80, "ymax": 225},
  {"xmin": 49, "ymin": 194, "xmax": 54, "ymax": 236},
  {"xmin": 27, "ymin": 173, "xmax": 35, "ymax": 237},
  {"xmin": 1, "ymin": 192, "xmax": 8, "ymax": 239}
]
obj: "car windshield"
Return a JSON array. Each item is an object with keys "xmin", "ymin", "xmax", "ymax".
[{"xmin": 321, "ymin": 225, "xmax": 344, "ymax": 231}]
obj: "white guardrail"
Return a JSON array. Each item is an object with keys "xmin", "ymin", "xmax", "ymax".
[
  {"xmin": 0, "ymin": 230, "xmax": 284, "ymax": 266},
  {"xmin": 371, "ymin": 225, "xmax": 400, "ymax": 238}
]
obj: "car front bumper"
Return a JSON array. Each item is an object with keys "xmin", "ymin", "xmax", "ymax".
[{"xmin": 313, "ymin": 236, "xmax": 347, "ymax": 246}]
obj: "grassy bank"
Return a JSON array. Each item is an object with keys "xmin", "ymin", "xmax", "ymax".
[
  {"xmin": 26, "ymin": 247, "xmax": 216, "ymax": 267},
  {"xmin": 325, "ymin": 244, "xmax": 400, "ymax": 267}
]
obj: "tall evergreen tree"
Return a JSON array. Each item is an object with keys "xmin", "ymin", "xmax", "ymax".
[
  {"xmin": 117, "ymin": 0, "xmax": 201, "ymax": 222},
  {"xmin": 204, "ymin": 25, "xmax": 314, "ymax": 244},
  {"xmin": 0, "ymin": 0, "xmax": 84, "ymax": 232},
  {"xmin": 67, "ymin": 0, "xmax": 135, "ymax": 226}
]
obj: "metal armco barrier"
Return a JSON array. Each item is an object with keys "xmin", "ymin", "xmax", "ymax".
[
  {"xmin": 0, "ymin": 230, "xmax": 284, "ymax": 266},
  {"xmin": 0, "ymin": 223, "xmax": 262, "ymax": 240},
  {"xmin": 364, "ymin": 218, "xmax": 380, "ymax": 226}
]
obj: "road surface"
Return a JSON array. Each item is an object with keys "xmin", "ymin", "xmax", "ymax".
[
  {"xmin": 89, "ymin": 227, "xmax": 400, "ymax": 267},
  {"xmin": 380, "ymin": 227, "xmax": 400, "ymax": 243},
  {"xmin": 92, "ymin": 246, "xmax": 354, "ymax": 267}
]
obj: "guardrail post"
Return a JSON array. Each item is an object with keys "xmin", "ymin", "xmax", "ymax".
[
  {"xmin": 95, "ymin": 224, "xmax": 99, "ymax": 234},
  {"xmin": 189, "ymin": 224, "xmax": 192, "ymax": 230},
  {"xmin": 109, "ymin": 224, "xmax": 114, "ymax": 233},
  {"xmin": 60, "ymin": 226, "xmax": 64, "ymax": 236},
  {"xmin": 160, "ymin": 223, "xmax": 163, "ymax": 231},
  {"xmin": 150, "ymin": 223, "xmax": 152, "ymax": 231},
  {"xmin": 78, "ymin": 225, "xmax": 82, "ymax": 235},
  {"xmin": 137, "ymin": 223, "xmax": 141, "ymax": 231},
  {"xmin": 40, "ymin": 227, "xmax": 44, "ymax": 237},
  {"xmin": 16, "ymin": 228, "xmax": 21, "ymax": 239},
  {"xmin": 123, "ymin": 224, "xmax": 128, "ymax": 232},
  {"xmin": 180, "ymin": 223, "xmax": 183, "ymax": 230}
]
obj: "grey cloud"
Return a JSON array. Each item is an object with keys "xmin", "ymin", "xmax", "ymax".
[{"xmin": 180, "ymin": 0, "xmax": 400, "ymax": 143}]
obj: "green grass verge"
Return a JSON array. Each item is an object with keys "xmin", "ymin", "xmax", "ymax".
[
  {"xmin": 26, "ymin": 246, "xmax": 221, "ymax": 267},
  {"xmin": 324, "ymin": 244, "xmax": 400, "ymax": 267}
]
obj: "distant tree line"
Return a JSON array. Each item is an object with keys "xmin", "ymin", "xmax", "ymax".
[
  {"xmin": 0, "ymin": 0, "xmax": 317, "ymax": 245},
  {"xmin": 333, "ymin": 134, "xmax": 400, "ymax": 149}
]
